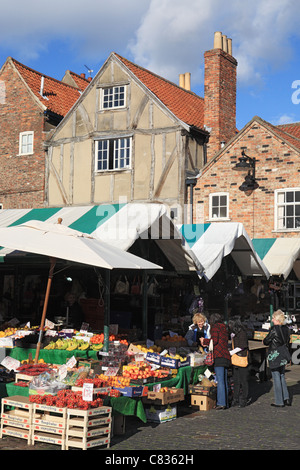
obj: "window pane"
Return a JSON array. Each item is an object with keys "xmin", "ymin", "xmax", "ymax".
[
  {"xmin": 219, "ymin": 206, "xmax": 227, "ymax": 218},
  {"xmin": 212, "ymin": 195, "xmax": 219, "ymax": 207},
  {"xmin": 295, "ymin": 191, "xmax": 300, "ymax": 202},
  {"xmin": 219, "ymin": 195, "xmax": 227, "ymax": 206},
  {"xmin": 286, "ymin": 191, "xmax": 294, "ymax": 203},
  {"xmin": 210, "ymin": 193, "xmax": 228, "ymax": 219}
]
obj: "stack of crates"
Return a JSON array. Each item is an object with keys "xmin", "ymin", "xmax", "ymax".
[
  {"xmin": 0, "ymin": 395, "xmax": 33, "ymax": 444},
  {"xmin": 66, "ymin": 406, "xmax": 112, "ymax": 450},
  {"xmin": 32, "ymin": 402, "xmax": 67, "ymax": 449}
]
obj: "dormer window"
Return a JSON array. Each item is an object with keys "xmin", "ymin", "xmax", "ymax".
[
  {"xmin": 100, "ymin": 85, "xmax": 126, "ymax": 110},
  {"xmin": 19, "ymin": 131, "xmax": 34, "ymax": 155}
]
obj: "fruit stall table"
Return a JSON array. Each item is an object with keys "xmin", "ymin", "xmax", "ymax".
[
  {"xmin": 0, "ymin": 364, "xmax": 206, "ymax": 423},
  {"xmin": 7, "ymin": 347, "xmax": 98, "ymax": 365}
]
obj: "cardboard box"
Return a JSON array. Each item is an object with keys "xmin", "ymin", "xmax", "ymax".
[
  {"xmin": 145, "ymin": 404, "xmax": 177, "ymax": 423},
  {"xmin": 77, "ymin": 358, "xmax": 102, "ymax": 374},
  {"xmin": 188, "ymin": 384, "xmax": 217, "ymax": 397},
  {"xmin": 142, "ymin": 387, "xmax": 184, "ymax": 405},
  {"xmin": 253, "ymin": 331, "xmax": 268, "ymax": 340},
  {"xmin": 160, "ymin": 356, "xmax": 180, "ymax": 369},
  {"xmin": 188, "ymin": 352, "xmax": 206, "ymax": 367},
  {"xmin": 112, "ymin": 385, "xmax": 148, "ymax": 397},
  {"xmin": 190, "ymin": 394, "xmax": 215, "ymax": 411},
  {"xmin": 290, "ymin": 334, "xmax": 300, "ymax": 344},
  {"xmin": 145, "ymin": 351, "xmax": 161, "ymax": 366}
]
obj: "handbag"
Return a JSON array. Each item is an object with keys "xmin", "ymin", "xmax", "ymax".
[
  {"xmin": 204, "ymin": 339, "xmax": 214, "ymax": 366},
  {"xmin": 130, "ymin": 276, "xmax": 141, "ymax": 295},
  {"xmin": 231, "ymin": 339, "xmax": 248, "ymax": 368},
  {"xmin": 114, "ymin": 276, "xmax": 129, "ymax": 294},
  {"xmin": 267, "ymin": 328, "xmax": 291, "ymax": 369}
]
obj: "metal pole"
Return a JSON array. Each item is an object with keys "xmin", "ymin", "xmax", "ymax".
[
  {"xmin": 142, "ymin": 271, "xmax": 148, "ymax": 341},
  {"xmin": 103, "ymin": 270, "xmax": 111, "ymax": 353}
]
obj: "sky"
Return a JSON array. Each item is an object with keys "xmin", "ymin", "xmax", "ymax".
[{"xmin": 0, "ymin": 0, "xmax": 300, "ymax": 130}]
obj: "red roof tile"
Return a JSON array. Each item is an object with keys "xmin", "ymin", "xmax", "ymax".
[
  {"xmin": 12, "ymin": 58, "xmax": 81, "ymax": 117},
  {"xmin": 276, "ymin": 122, "xmax": 300, "ymax": 140},
  {"xmin": 68, "ymin": 71, "xmax": 91, "ymax": 91},
  {"xmin": 114, "ymin": 53, "xmax": 205, "ymax": 131}
]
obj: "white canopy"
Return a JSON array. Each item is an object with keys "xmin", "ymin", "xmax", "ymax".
[
  {"xmin": 0, "ymin": 220, "xmax": 162, "ymax": 270},
  {"xmin": 178, "ymin": 222, "xmax": 270, "ymax": 280}
]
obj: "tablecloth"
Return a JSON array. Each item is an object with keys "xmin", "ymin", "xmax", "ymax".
[{"xmin": 7, "ymin": 347, "xmax": 98, "ymax": 364}]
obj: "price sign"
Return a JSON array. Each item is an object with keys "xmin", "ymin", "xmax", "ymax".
[{"xmin": 83, "ymin": 383, "xmax": 94, "ymax": 401}]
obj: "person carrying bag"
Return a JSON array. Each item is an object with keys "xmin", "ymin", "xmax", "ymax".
[
  {"xmin": 228, "ymin": 319, "xmax": 250, "ymax": 407},
  {"xmin": 263, "ymin": 310, "xmax": 291, "ymax": 407}
]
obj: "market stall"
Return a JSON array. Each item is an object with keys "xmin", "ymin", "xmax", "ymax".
[{"xmin": 0, "ymin": 322, "xmax": 210, "ymax": 449}]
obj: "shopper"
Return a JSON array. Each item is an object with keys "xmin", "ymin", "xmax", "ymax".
[
  {"xmin": 263, "ymin": 309, "xmax": 291, "ymax": 407},
  {"xmin": 228, "ymin": 318, "xmax": 250, "ymax": 407},
  {"xmin": 201, "ymin": 313, "xmax": 230, "ymax": 409},
  {"xmin": 185, "ymin": 312, "xmax": 211, "ymax": 347}
]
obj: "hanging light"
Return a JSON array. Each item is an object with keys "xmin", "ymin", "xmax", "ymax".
[
  {"xmin": 233, "ymin": 150, "xmax": 254, "ymax": 171},
  {"xmin": 239, "ymin": 173, "xmax": 259, "ymax": 196},
  {"xmin": 232, "ymin": 150, "xmax": 259, "ymax": 194}
]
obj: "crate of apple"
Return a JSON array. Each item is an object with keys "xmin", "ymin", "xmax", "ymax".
[{"xmin": 122, "ymin": 365, "xmax": 170, "ymax": 383}]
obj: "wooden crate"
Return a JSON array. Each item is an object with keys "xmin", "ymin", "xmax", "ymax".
[
  {"xmin": 142, "ymin": 388, "xmax": 184, "ymax": 405},
  {"xmin": 66, "ymin": 406, "xmax": 112, "ymax": 450},
  {"xmin": 0, "ymin": 395, "xmax": 33, "ymax": 444},
  {"xmin": 32, "ymin": 403, "xmax": 67, "ymax": 449}
]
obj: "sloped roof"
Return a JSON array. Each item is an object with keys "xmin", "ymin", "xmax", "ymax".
[
  {"xmin": 270, "ymin": 121, "xmax": 300, "ymax": 152},
  {"xmin": 62, "ymin": 70, "xmax": 91, "ymax": 91},
  {"xmin": 11, "ymin": 58, "xmax": 82, "ymax": 118},
  {"xmin": 276, "ymin": 122, "xmax": 300, "ymax": 140},
  {"xmin": 114, "ymin": 53, "xmax": 205, "ymax": 131}
]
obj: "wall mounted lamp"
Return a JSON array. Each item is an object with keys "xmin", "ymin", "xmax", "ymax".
[{"xmin": 233, "ymin": 150, "xmax": 259, "ymax": 196}]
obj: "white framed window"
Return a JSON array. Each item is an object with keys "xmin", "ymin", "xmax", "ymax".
[
  {"xmin": 100, "ymin": 85, "xmax": 126, "ymax": 110},
  {"xmin": 95, "ymin": 137, "xmax": 132, "ymax": 171},
  {"xmin": 19, "ymin": 131, "xmax": 34, "ymax": 155},
  {"xmin": 275, "ymin": 188, "xmax": 300, "ymax": 231},
  {"xmin": 209, "ymin": 192, "xmax": 229, "ymax": 220}
]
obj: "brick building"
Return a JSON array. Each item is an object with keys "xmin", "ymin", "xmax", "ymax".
[
  {"xmin": 194, "ymin": 115, "xmax": 300, "ymax": 238},
  {"xmin": 0, "ymin": 58, "xmax": 89, "ymax": 208}
]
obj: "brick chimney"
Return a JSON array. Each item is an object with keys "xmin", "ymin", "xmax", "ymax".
[{"xmin": 204, "ymin": 31, "xmax": 237, "ymax": 160}]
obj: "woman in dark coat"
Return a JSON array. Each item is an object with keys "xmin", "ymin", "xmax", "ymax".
[
  {"xmin": 201, "ymin": 313, "xmax": 231, "ymax": 409},
  {"xmin": 228, "ymin": 318, "xmax": 250, "ymax": 407},
  {"xmin": 263, "ymin": 309, "xmax": 291, "ymax": 407}
]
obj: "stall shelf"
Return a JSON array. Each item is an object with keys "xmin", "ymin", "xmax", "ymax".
[{"xmin": 7, "ymin": 347, "xmax": 98, "ymax": 365}]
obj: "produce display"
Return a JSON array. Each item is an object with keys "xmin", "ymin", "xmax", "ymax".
[
  {"xmin": 16, "ymin": 363, "xmax": 53, "ymax": 376},
  {"xmin": 44, "ymin": 337, "xmax": 103, "ymax": 351},
  {"xmin": 29, "ymin": 389, "xmax": 104, "ymax": 409}
]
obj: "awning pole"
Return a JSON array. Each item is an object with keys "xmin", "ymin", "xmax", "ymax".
[
  {"xmin": 142, "ymin": 271, "xmax": 148, "ymax": 341},
  {"xmin": 103, "ymin": 270, "xmax": 111, "ymax": 353},
  {"xmin": 35, "ymin": 257, "xmax": 56, "ymax": 363}
]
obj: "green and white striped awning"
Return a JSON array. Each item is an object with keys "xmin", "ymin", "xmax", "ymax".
[
  {"xmin": 0, "ymin": 204, "xmax": 196, "ymax": 272},
  {"xmin": 252, "ymin": 237, "xmax": 300, "ymax": 280},
  {"xmin": 178, "ymin": 222, "xmax": 270, "ymax": 280}
]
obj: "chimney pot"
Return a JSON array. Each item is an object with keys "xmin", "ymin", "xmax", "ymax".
[
  {"xmin": 184, "ymin": 72, "xmax": 191, "ymax": 91},
  {"xmin": 179, "ymin": 73, "xmax": 185, "ymax": 88},
  {"xmin": 214, "ymin": 31, "xmax": 223, "ymax": 49},
  {"xmin": 80, "ymin": 73, "xmax": 86, "ymax": 78},
  {"xmin": 222, "ymin": 35, "xmax": 228, "ymax": 53}
]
